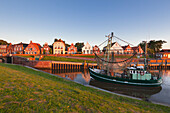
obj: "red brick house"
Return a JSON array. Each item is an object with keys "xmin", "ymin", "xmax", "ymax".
[
  {"xmin": 156, "ymin": 49, "xmax": 170, "ymax": 59},
  {"xmin": 0, "ymin": 45, "xmax": 7, "ymax": 54},
  {"xmin": 68, "ymin": 43, "xmax": 77, "ymax": 54},
  {"xmin": 13, "ymin": 42, "xmax": 28, "ymax": 54},
  {"xmin": 24, "ymin": 41, "xmax": 41, "ymax": 54},
  {"xmin": 122, "ymin": 45, "xmax": 133, "ymax": 54},
  {"xmin": 132, "ymin": 45, "xmax": 144, "ymax": 54},
  {"xmin": 41, "ymin": 42, "xmax": 52, "ymax": 54},
  {"xmin": 93, "ymin": 45, "xmax": 100, "ymax": 54},
  {"xmin": 6, "ymin": 43, "xmax": 14, "ymax": 54}
]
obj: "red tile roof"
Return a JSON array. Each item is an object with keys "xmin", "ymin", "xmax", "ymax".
[{"xmin": 32, "ymin": 43, "xmax": 41, "ymax": 51}]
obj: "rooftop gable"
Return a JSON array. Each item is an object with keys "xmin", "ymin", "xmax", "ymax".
[{"xmin": 82, "ymin": 42, "xmax": 92, "ymax": 49}]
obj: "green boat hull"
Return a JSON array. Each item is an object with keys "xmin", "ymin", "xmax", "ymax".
[{"xmin": 89, "ymin": 68, "xmax": 162, "ymax": 87}]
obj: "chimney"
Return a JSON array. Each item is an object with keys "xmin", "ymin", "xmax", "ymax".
[{"xmin": 30, "ymin": 40, "xmax": 32, "ymax": 44}]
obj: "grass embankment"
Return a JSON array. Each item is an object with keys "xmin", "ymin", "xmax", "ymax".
[
  {"xmin": 16, "ymin": 55, "xmax": 34, "ymax": 58},
  {"xmin": 71, "ymin": 54, "xmax": 139, "ymax": 59},
  {"xmin": 41, "ymin": 56, "xmax": 96, "ymax": 63},
  {"xmin": 0, "ymin": 63, "xmax": 170, "ymax": 112}
]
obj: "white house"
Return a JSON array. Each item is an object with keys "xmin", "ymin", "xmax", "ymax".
[
  {"xmin": 110, "ymin": 42, "xmax": 124, "ymax": 54},
  {"xmin": 82, "ymin": 42, "xmax": 93, "ymax": 54},
  {"xmin": 103, "ymin": 42, "xmax": 124, "ymax": 54},
  {"xmin": 53, "ymin": 39, "xmax": 65, "ymax": 54}
]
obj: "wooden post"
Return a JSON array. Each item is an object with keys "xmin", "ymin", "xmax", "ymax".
[{"xmin": 84, "ymin": 61, "xmax": 86, "ymax": 69}]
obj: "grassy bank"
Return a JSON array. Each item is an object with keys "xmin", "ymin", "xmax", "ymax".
[
  {"xmin": 0, "ymin": 63, "xmax": 169, "ymax": 112},
  {"xmin": 41, "ymin": 56, "xmax": 96, "ymax": 63},
  {"xmin": 16, "ymin": 55, "xmax": 34, "ymax": 58},
  {"xmin": 71, "ymin": 54, "xmax": 141, "ymax": 59}
]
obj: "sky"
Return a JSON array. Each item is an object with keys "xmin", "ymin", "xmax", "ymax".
[{"xmin": 0, "ymin": 0, "xmax": 170, "ymax": 49}]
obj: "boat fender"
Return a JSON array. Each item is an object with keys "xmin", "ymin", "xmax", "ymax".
[{"xmin": 140, "ymin": 71, "xmax": 144, "ymax": 76}]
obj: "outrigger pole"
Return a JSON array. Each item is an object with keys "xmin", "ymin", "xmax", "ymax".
[{"xmin": 105, "ymin": 32, "xmax": 114, "ymax": 75}]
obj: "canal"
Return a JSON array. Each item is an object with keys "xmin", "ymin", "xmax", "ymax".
[{"xmin": 39, "ymin": 68, "xmax": 170, "ymax": 106}]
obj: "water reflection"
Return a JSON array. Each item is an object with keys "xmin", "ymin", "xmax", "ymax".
[
  {"xmin": 90, "ymin": 79, "xmax": 162, "ymax": 99},
  {"xmin": 149, "ymin": 70, "xmax": 170, "ymax": 106},
  {"xmin": 41, "ymin": 68, "xmax": 91, "ymax": 85},
  {"xmin": 39, "ymin": 68, "xmax": 170, "ymax": 106}
]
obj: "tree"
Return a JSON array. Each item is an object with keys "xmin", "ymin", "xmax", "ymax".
[
  {"xmin": 75, "ymin": 42, "xmax": 84, "ymax": 53},
  {"xmin": 0, "ymin": 40, "xmax": 8, "ymax": 45},
  {"xmin": 139, "ymin": 40, "xmax": 167, "ymax": 55},
  {"xmin": 147, "ymin": 40, "xmax": 166, "ymax": 54},
  {"xmin": 43, "ymin": 49, "xmax": 46, "ymax": 54},
  {"xmin": 49, "ymin": 48, "xmax": 52, "ymax": 54}
]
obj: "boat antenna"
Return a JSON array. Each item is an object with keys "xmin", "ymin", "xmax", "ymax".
[{"xmin": 144, "ymin": 41, "xmax": 147, "ymax": 70}]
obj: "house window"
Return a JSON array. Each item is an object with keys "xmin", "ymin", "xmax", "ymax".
[{"xmin": 35, "ymin": 52, "xmax": 36, "ymax": 54}]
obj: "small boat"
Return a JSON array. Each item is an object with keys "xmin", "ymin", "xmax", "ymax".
[{"xmin": 89, "ymin": 32, "xmax": 162, "ymax": 87}]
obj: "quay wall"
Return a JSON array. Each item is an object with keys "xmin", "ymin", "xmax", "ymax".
[
  {"xmin": 12, "ymin": 56, "xmax": 97, "ymax": 69},
  {"xmin": 13, "ymin": 56, "xmax": 52, "ymax": 69}
]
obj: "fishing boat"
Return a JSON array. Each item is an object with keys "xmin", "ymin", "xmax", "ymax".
[{"xmin": 89, "ymin": 32, "xmax": 162, "ymax": 87}]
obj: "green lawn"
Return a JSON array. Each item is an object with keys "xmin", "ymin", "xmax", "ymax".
[
  {"xmin": 41, "ymin": 56, "xmax": 96, "ymax": 63},
  {"xmin": 71, "ymin": 54, "xmax": 140, "ymax": 59},
  {"xmin": 71, "ymin": 55, "xmax": 96, "ymax": 58},
  {"xmin": 0, "ymin": 63, "xmax": 169, "ymax": 112},
  {"xmin": 15, "ymin": 55, "xmax": 34, "ymax": 58}
]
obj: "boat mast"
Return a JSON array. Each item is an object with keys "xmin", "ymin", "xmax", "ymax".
[
  {"xmin": 106, "ymin": 32, "xmax": 113, "ymax": 75},
  {"xmin": 144, "ymin": 41, "xmax": 147, "ymax": 70}
]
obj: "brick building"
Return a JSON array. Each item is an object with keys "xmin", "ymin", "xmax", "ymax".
[
  {"xmin": 6, "ymin": 43, "xmax": 14, "ymax": 54},
  {"xmin": 24, "ymin": 41, "xmax": 41, "ymax": 54},
  {"xmin": 68, "ymin": 43, "xmax": 77, "ymax": 54},
  {"xmin": 132, "ymin": 45, "xmax": 144, "ymax": 54},
  {"xmin": 0, "ymin": 45, "xmax": 7, "ymax": 54},
  {"xmin": 41, "ymin": 42, "xmax": 52, "ymax": 54},
  {"xmin": 93, "ymin": 45, "xmax": 100, "ymax": 54},
  {"xmin": 156, "ymin": 49, "xmax": 170, "ymax": 59},
  {"xmin": 122, "ymin": 45, "xmax": 133, "ymax": 54},
  {"xmin": 13, "ymin": 42, "xmax": 28, "ymax": 54}
]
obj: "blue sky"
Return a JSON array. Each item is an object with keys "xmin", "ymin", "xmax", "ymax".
[{"xmin": 0, "ymin": 0, "xmax": 170, "ymax": 49}]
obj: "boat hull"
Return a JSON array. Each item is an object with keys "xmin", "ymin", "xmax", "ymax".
[{"xmin": 89, "ymin": 68, "xmax": 162, "ymax": 87}]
